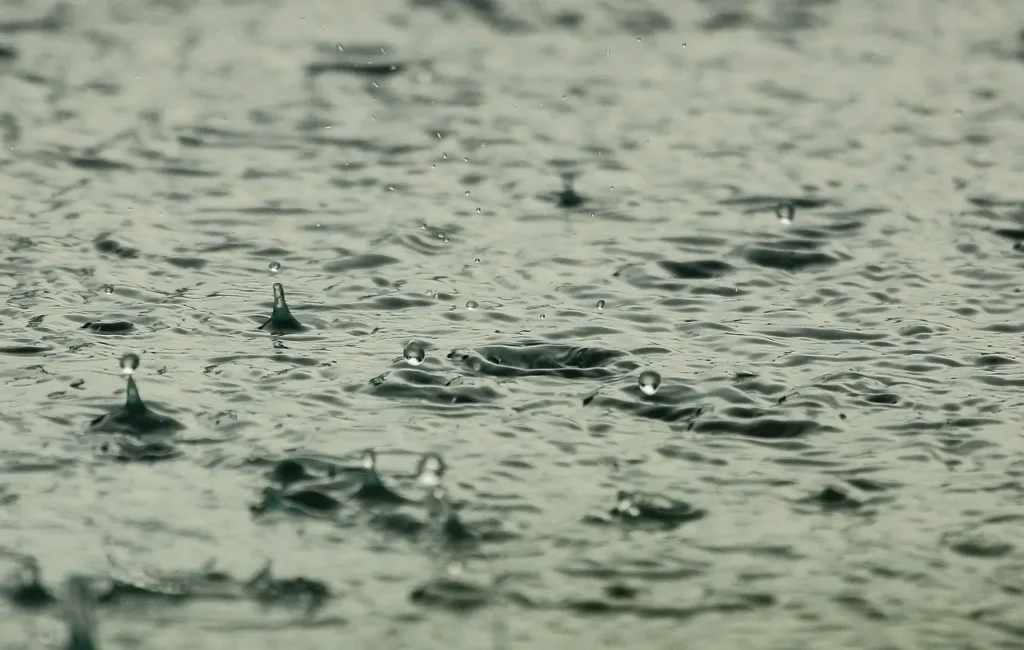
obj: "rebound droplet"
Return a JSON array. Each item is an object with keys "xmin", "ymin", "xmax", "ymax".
[
  {"xmin": 465, "ymin": 300, "xmax": 478, "ymax": 311},
  {"xmin": 119, "ymin": 353, "xmax": 140, "ymax": 375},
  {"xmin": 416, "ymin": 452, "xmax": 447, "ymax": 488},
  {"xmin": 596, "ymin": 299, "xmax": 606, "ymax": 310},
  {"xmin": 258, "ymin": 283, "xmax": 306, "ymax": 334},
  {"xmin": 269, "ymin": 261, "xmax": 281, "ymax": 273},
  {"xmin": 775, "ymin": 201, "xmax": 795, "ymax": 225},
  {"xmin": 638, "ymin": 370, "xmax": 661, "ymax": 396},
  {"xmin": 403, "ymin": 341, "xmax": 426, "ymax": 366},
  {"xmin": 102, "ymin": 285, "xmax": 114, "ymax": 295}
]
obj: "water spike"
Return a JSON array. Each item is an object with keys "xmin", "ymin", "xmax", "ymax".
[
  {"xmin": 62, "ymin": 575, "xmax": 98, "ymax": 650},
  {"xmin": 350, "ymin": 450, "xmax": 409, "ymax": 504},
  {"xmin": 259, "ymin": 282, "xmax": 306, "ymax": 333},
  {"xmin": 123, "ymin": 376, "xmax": 145, "ymax": 411}
]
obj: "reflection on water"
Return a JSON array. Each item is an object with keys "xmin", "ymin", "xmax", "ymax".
[{"xmin": 2, "ymin": 0, "xmax": 1024, "ymax": 647}]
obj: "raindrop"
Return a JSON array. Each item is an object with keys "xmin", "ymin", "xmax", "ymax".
[
  {"xmin": 465, "ymin": 300, "xmax": 479, "ymax": 311},
  {"xmin": 476, "ymin": 207, "xmax": 481, "ymax": 214},
  {"xmin": 403, "ymin": 341, "xmax": 426, "ymax": 366},
  {"xmin": 361, "ymin": 448, "xmax": 377, "ymax": 471},
  {"xmin": 638, "ymin": 370, "xmax": 661, "ymax": 396},
  {"xmin": 464, "ymin": 190, "xmax": 470, "ymax": 196},
  {"xmin": 119, "ymin": 353, "xmax": 140, "ymax": 375},
  {"xmin": 416, "ymin": 452, "xmax": 447, "ymax": 487},
  {"xmin": 474, "ymin": 258, "xmax": 481, "ymax": 264},
  {"xmin": 775, "ymin": 202, "xmax": 795, "ymax": 225},
  {"xmin": 597, "ymin": 299, "xmax": 606, "ymax": 310},
  {"xmin": 102, "ymin": 285, "xmax": 114, "ymax": 294},
  {"xmin": 269, "ymin": 261, "xmax": 281, "ymax": 274}
]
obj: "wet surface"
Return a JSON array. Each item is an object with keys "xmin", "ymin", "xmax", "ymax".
[{"xmin": 3, "ymin": 0, "xmax": 1024, "ymax": 647}]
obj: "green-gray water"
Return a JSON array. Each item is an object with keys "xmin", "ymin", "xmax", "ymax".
[{"xmin": 3, "ymin": 0, "xmax": 1024, "ymax": 648}]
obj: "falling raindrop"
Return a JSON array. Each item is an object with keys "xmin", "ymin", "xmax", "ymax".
[
  {"xmin": 775, "ymin": 202, "xmax": 795, "ymax": 225},
  {"xmin": 597, "ymin": 299, "xmax": 606, "ymax": 310},
  {"xmin": 474, "ymin": 258, "xmax": 481, "ymax": 264},
  {"xmin": 403, "ymin": 341, "xmax": 426, "ymax": 366},
  {"xmin": 269, "ymin": 261, "xmax": 281, "ymax": 274},
  {"xmin": 638, "ymin": 370, "xmax": 661, "ymax": 396},
  {"xmin": 119, "ymin": 353, "xmax": 140, "ymax": 375},
  {"xmin": 465, "ymin": 300, "xmax": 479, "ymax": 311}
]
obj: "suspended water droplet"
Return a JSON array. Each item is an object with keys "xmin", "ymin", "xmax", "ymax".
[
  {"xmin": 403, "ymin": 341, "xmax": 426, "ymax": 366},
  {"xmin": 465, "ymin": 300, "xmax": 479, "ymax": 311},
  {"xmin": 417, "ymin": 452, "xmax": 447, "ymax": 487},
  {"xmin": 119, "ymin": 353, "xmax": 140, "ymax": 375},
  {"xmin": 476, "ymin": 207, "xmax": 481, "ymax": 214},
  {"xmin": 473, "ymin": 258, "xmax": 481, "ymax": 264},
  {"xmin": 269, "ymin": 261, "xmax": 281, "ymax": 274},
  {"xmin": 464, "ymin": 190, "xmax": 470, "ymax": 196},
  {"xmin": 638, "ymin": 370, "xmax": 661, "ymax": 396},
  {"xmin": 102, "ymin": 285, "xmax": 114, "ymax": 294},
  {"xmin": 361, "ymin": 448, "xmax": 377, "ymax": 471},
  {"xmin": 597, "ymin": 299, "xmax": 606, "ymax": 310},
  {"xmin": 775, "ymin": 202, "xmax": 795, "ymax": 225}
]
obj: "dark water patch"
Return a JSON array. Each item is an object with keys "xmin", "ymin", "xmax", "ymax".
[
  {"xmin": 306, "ymin": 43, "xmax": 407, "ymax": 77},
  {"xmin": 0, "ymin": 3, "xmax": 69, "ymax": 34},
  {"xmin": 763, "ymin": 326, "xmax": 887, "ymax": 342},
  {"xmin": 363, "ymin": 369, "xmax": 502, "ymax": 407},
  {"xmin": 93, "ymin": 235, "xmax": 139, "ymax": 259},
  {"xmin": 0, "ymin": 343, "xmax": 51, "ymax": 355},
  {"xmin": 743, "ymin": 245, "xmax": 839, "ymax": 272},
  {"xmin": 80, "ymin": 321, "xmax": 134, "ymax": 335},
  {"xmin": 658, "ymin": 259, "xmax": 734, "ymax": 280},
  {"xmin": 448, "ymin": 342, "xmax": 631, "ymax": 380},
  {"xmin": 322, "ymin": 253, "xmax": 399, "ymax": 273},
  {"xmin": 693, "ymin": 415, "xmax": 828, "ymax": 439}
]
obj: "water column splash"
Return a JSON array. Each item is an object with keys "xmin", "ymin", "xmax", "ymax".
[
  {"xmin": 258, "ymin": 283, "xmax": 306, "ymax": 334},
  {"xmin": 415, "ymin": 453, "xmax": 474, "ymax": 545},
  {"xmin": 61, "ymin": 575, "xmax": 99, "ymax": 650},
  {"xmin": 88, "ymin": 353, "xmax": 184, "ymax": 436},
  {"xmin": 350, "ymin": 449, "xmax": 410, "ymax": 504},
  {"xmin": 118, "ymin": 353, "xmax": 139, "ymax": 375}
]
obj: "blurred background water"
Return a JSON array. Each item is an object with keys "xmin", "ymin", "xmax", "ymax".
[{"xmin": 3, "ymin": 0, "xmax": 1024, "ymax": 648}]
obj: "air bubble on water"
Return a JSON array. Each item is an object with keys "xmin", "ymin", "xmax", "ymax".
[
  {"xmin": 269, "ymin": 261, "xmax": 281, "ymax": 274},
  {"xmin": 775, "ymin": 202, "xmax": 795, "ymax": 225},
  {"xmin": 119, "ymin": 353, "xmax": 140, "ymax": 375},
  {"xmin": 102, "ymin": 285, "xmax": 114, "ymax": 294},
  {"xmin": 597, "ymin": 299, "xmax": 606, "ymax": 310},
  {"xmin": 466, "ymin": 300, "xmax": 479, "ymax": 311},
  {"xmin": 403, "ymin": 341, "xmax": 426, "ymax": 366},
  {"xmin": 638, "ymin": 370, "xmax": 661, "ymax": 396}
]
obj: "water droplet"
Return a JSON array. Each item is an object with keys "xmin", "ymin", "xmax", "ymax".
[
  {"xmin": 119, "ymin": 353, "xmax": 140, "ymax": 375},
  {"xmin": 465, "ymin": 300, "xmax": 479, "ymax": 311},
  {"xmin": 597, "ymin": 299, "xmax": 606, "ymax": 309},
  {"xmin": 775, "ymin": 202, "xmax": 795, "ymax": 225},
  {"xmin": 464, "ymin": 190, "xmax": 470, "ymax": 196},
  {"xmin": 638, "ymin": 370, "xmax": 661, "ymax": 396},
  {"xmin": 102, "ymin": 285, "xmax": 114, "ymax": 294},
  {"xmin": 476, "ymin": 207, "xmax": 481, "ymax": 214},
  {"xmin": 403, "ymin": 341, "xmax": 426, "ymax": 366},
  {"xmin": 361, "ymin": 448, "xmax": 377, "ymax": 470},
  {"xmin": 269, "ymin": 261, "xmax": 281, "ymax": 274},
  {"xmin": 416, "ymin": 453, "xmax": 446, "ymax": 487},
  {"xmin": 473, "ymin": 258, "xmax": 481, "ymax": 264}
]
